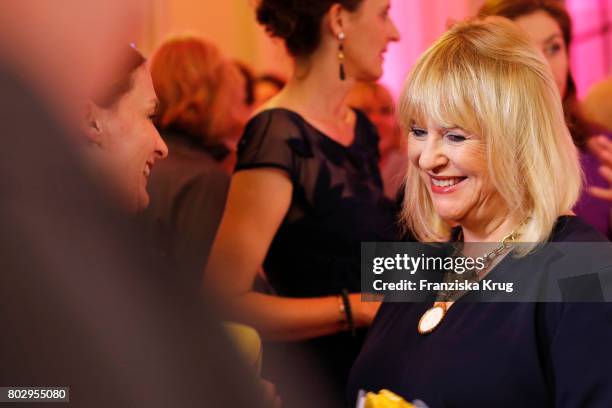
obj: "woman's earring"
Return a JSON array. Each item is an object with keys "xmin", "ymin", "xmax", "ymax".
[{"xmin": 338, "ymin": 32, "xmax": 346, "ymax": 81}]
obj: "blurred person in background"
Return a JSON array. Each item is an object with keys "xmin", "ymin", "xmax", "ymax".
[
  {"xmin": 583, "ymin": 79, "xmax": 612, "ymax": 207},
  {"xmin": 346, "ymin": 81, "xmax": 407, "ymax": 199},
  {"xmin": 235, "ymin": 60, "xmax": 257, "ymax": 108},
  {"xmin": 479, "ymin": 0, "xmax": 612, "ymax": 237},
  {"xmin": 205, "ymin": 0, "xmax": 400, "ymax": 404},
  {"xmin": 253, "ymin": 73, "xmax": 286, "ymax": 107},
  {"xmin": 151, "ymin": 36, "xmax": 250, "ymax": 175},
  {"xmin": 582, "ymin": 77, "xmax": 612, "ymax": 133},
  {"xmin": 145, "ymin": 37, "xmax": 246, "ymax": 281}
]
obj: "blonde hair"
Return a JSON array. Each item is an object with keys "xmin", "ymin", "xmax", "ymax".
[
  {"xmin": 150, "ymin": 36, "xmax": 244, "ymax": 145},
  {"xmin": 399, "ymin": 17, "xmax": 582, "ymax": 249}
]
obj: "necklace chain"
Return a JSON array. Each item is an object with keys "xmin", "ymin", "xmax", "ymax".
[
  {"xmin": 438, "ymin": 230, "xmax": 519, "ymax": 302},
  {"xmin": 418, "ymin": 227, "xmax": 522, "ymax": 335}
]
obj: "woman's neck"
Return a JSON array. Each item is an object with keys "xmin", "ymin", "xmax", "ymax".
[
  {"xmin": 264, "ymin": 47, "xmax": 356, "ymax": 125},
  {"xmin": 461, "ymin": 213, "xmax": 520, "ymax": 243}
]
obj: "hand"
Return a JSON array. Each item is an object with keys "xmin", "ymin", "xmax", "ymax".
[
  {"xmin": 349, "ymin": 293, "xmax": 382, "ymax": 328},
  {"xmin": 587, "ymin": 135, "xmax": 612, "ymax": 201},
  {"xmin": 260, "ymin": 379, "xmax": 282, "ymax": 408}
]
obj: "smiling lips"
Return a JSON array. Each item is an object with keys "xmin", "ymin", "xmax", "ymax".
[
  {"xmin": 429, "ymin": 175, "xmax": 467, "ymax": 194},
  {"xmin": 143, "ymin": 162, "xmax": 153, "ymax": 178}
]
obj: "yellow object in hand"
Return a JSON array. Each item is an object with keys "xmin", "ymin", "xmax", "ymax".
[{"xmin": 364, "ymin": 389, "xmax": 415, "ymax": 408}]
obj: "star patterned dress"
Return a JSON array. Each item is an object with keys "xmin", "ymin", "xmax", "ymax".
[{"xmin": 235, "ymin": 108, "xmax": 399, "ymax": 402}]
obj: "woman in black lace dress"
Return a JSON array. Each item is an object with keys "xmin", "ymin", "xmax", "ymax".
[{"xmin": 205, "ymin": 0, "xmax": 400, "ymax": 403}]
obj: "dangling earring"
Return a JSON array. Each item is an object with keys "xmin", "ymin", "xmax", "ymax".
[{"xmin": 338, "ymin": 32, "xmax": 346, "ymax": 81}]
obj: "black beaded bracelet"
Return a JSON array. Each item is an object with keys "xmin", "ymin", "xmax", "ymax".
[{"xmin": 341, "ymin": 289, "xmax": 356, "ymax": 338}]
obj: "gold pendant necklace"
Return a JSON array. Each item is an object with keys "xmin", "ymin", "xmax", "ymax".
[
  {"xmin": 417, "ymin": 229, "xmax": 519, "ymax": 335},
  {"xmin": 418, "ymin": 302, "xmax": 450, "ymax": 335}
]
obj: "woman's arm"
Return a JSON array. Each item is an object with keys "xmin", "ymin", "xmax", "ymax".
[
  {"xmin": 223, "ymin": 292, "xmax": 377, "ymax": 341},
  {"xmin": 587, "ymin": 135, "xmax": 612, "ymax": 201},
  {"xmin": 204, "ymin": 168, "xmax": 379, "ymax": 341}
]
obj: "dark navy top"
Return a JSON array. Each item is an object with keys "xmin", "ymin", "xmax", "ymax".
[
  {"xmin": 236, "ymin": 108, "xmax": 399, "ymax": 404},
  {"xmin": 347, "ymin": 216, "xmax": 612, "ymax": 407},
  {"xmin": 236, "ymin": 108, "xmax": 398, "ymax": 297}
]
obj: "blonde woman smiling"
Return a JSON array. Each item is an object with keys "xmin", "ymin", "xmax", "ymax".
[{"xmin": 348, "ymin": 17, "xmax": 612, "ymax": 407}]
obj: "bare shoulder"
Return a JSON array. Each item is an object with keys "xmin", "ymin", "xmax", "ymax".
[
  {"xmin": 228, "ymin": 168, "xmax": 293, "ymax": 223},
  {"xmin": 233, "ymin": 167, "xmax": 292, "ymax": 190},
  {"xmin": 252, "ymin": 91, "xmax": 298, "ymax": 117}
]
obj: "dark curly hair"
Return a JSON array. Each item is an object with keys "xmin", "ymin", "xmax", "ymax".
[
  {"xmin": 256, "ymin": 0, "xmax": 364, "ymax": 57},
  {"xmin": 478, "ymin": 0, "xmax": 594, "ymax": 148}
]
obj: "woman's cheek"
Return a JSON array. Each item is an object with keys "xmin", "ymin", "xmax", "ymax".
[
  {"xmin": 550, "ymin": 54, "xmax": 569, "ymax": 97},
  {"xmin": 407, "ymin": 144, "xmax": 422, "ymax": 167}
]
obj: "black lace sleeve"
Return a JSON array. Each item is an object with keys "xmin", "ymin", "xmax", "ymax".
[{"xmin": 235, "ymin": 109, "xmax": 306, "ymax": 180}]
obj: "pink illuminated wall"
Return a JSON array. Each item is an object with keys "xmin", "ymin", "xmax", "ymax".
[
  {"xmin": 381, "ymin": 0, "xmax": 484, "ymax": 97},
  {"xmin": 566, "ymin": 0, "xmax": 612, "ymax": 98},
  {"xmin": 381, "ymin": 0, "xmax": 612, "ymax": 100}
]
